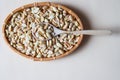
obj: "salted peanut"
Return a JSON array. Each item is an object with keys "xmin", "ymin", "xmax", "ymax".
[
  {"xmin": 46, "ymin": 40, "xmax": 52, "ymax": 49},
  {"xmin": 46, "ymin": 29, "xmax": 52, "ymax": 33},
  {"xmin": 35, "ymin": 32, "xmax": 40, "ymax": 38},
  {"xmin": 16, "ymin": 43, "xmax": 24, "ymax": 50},
  {"xmin": 48, "ymin": 13, "xmax": 55, "ymax": 20},
  {"xmin": 40, "ymin": 16, "xmax": 44, "ymax": 22},
  {"xmin": 13, "ymin": 26, "xmax": 18, "ymax": 32},
  {"xmin": 14, "ymin": 36, "xmax": 18, "ymax": 41},
  {"xmin": 60, "ymin": 34, "xmax": 67, "ymax": 39},
  {"xmin": 46, "ymin": 32, "xmax": 52, "ymax": 39},
  {"xmin": 58, "ymin": 49, "xmax": 64, "ymax": 54},
  {"xmin": 74, "ymin": 21, "xmax": 79, "ymax": 26},
  {"xmin": 47, "ymin": 50, "xmax": 53, "ymax": 55},
  {"xmin": 69, "ymin": 15, "xmax": 74, "ymax": 21},
  {"xmin": 36, "ymin": 53, "xmax": 42, "ymax": 58},
  {"xmin": 35, "ymin": 32, "xmax": 45, "ymax": 41},
  {"xmin": 47, "ymin": 50, "xmax": 54, "ymax": 58},
  {"xmin": 21, "ymin": 49, "xmax": 26, "ymax": 53},
  {"xmin": 55, "ymin": 52, "xmax": 60, "ymax": 56},
  {"xmin": 20, "ymin": 34, "xmax": 25, "ymax": 40},
  {"xmin": 67, "ymin": 45, "xmax": 73, "ymax": 50},
  {"xmin": 5, "ymin": 30, "xmax": 9, "ymax": 35},
  {"xmin": 63, "ymin": 21, "xmax": 69, "ymax": 29},
  {"xmin": 23, "ymin": 10, "xmax": 27, "ymax": 15},
  {"xmin": 49, "ymin": 40, "xmax": 52, "ymax": 47},
  {"xmin": 71, "ymin": 25, "xmax": 76, "ymax": 31},
  {"xmin": 30, "ymin": 22, "xmax": 36, "ymax": 28},
  {"xmin": 29, "ymin": 42, "xmax": 34, "ymax": 47},
  {"xmin": 44, "ymin": 49, "xmax": 48, "ymax": 54},
  {"xmin": 42, "ymin": 6, "xmax": 48, "ymax": 10},
  {"xmin": 31, "ymin": 51, "xmax": 36, "ymax": 57},
  {"xmin": 64, "ymin": 42, "xmax": 73, "ymax": 50},
  {"xmin": 40, "ymin": 44, "xmax": 46, "ymax": 52},
  {"xmin": 39, "ymin": 27, "xmax": 45, "ymax": 34},
  {"xmin": 21, "ymin": 23, "xmax": 27, "ymax": 28},
  {"xmin": 53, "ymin": 44, "xmax": 59, "ymax": 52},
  {"xmin": 8, "ymin": 25, "xmax": 12, "ymax": 32},
  {"xmin": 42, "ymin": 53, "xmax": 47, "ymax": 57},
  {"xmin": 26, "ymin": 47, "xmax": 32, "ymax": 55},
  {"xmin": 39, "ymin": 36, "xmax": 45, "ymax": 41},
  {"xmin": 36, "ymin": 48, "xmax": 40, "ymax": 54},
  {"xmin": 44, "ymin": 18, "xmax": 49, "ymax": 23},
  {"xmin": 25, "ymin": 35, "xmax": 31, "ymax": 43},
  {"xmin": 63, "ymin": 10, "xmax": 67, "ymax": 16},
  {"xmin": 74, "ymin": 37, "xmax": 80, "ymax": 43},
  {"xmin": 31, "ymin": 7, "xmax": 40, "ymax": 14},
  {"xmin": 34, "ymin": 41, "xmax": 39, "ymax": 48},
  {"xmin": 51, "ymin": 6, "xmax": 58, "ymax": 12},
  {"xmin": 47, "ymin": 54, "xmax": 51, "ymax": 58},
  {"xmin": 56, "ymin": 41, "xmax": 62, "ymax": 48},
  {"xmin": 68, "ymin": 23, "xmax": 73, "ymax": 30},
  {"xmin": 11, "ymin": 38, "xmax": 16, "ymax": 43}
]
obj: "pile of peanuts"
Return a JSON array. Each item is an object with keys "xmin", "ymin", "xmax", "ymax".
[{"xmin": 5, "ymin": 6, "xmax": 82, "ymax": 58}]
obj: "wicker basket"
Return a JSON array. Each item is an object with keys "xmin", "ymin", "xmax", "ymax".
[{"xmin": 2, "ymin": 2, "xmax": 83, "ymax": 61}]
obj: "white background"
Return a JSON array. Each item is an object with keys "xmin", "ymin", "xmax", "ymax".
[{"xmin": 0, "ymin": 0, "xmax": 120, "ymax": 80}]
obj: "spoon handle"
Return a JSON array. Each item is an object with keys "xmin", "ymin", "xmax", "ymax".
[{"xmin": 67, "ymin": 30, "xmax": 112, "ymax": 35}]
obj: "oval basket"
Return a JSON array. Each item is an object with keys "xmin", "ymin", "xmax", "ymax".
[{"xmin": 2, "ymin": 2, "xmax": 83, "ymax": 61}]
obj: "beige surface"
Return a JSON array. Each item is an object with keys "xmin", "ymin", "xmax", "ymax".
[{"xmin": 0, "ymin": 0, "xmax": 120, "ymax": 80}]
